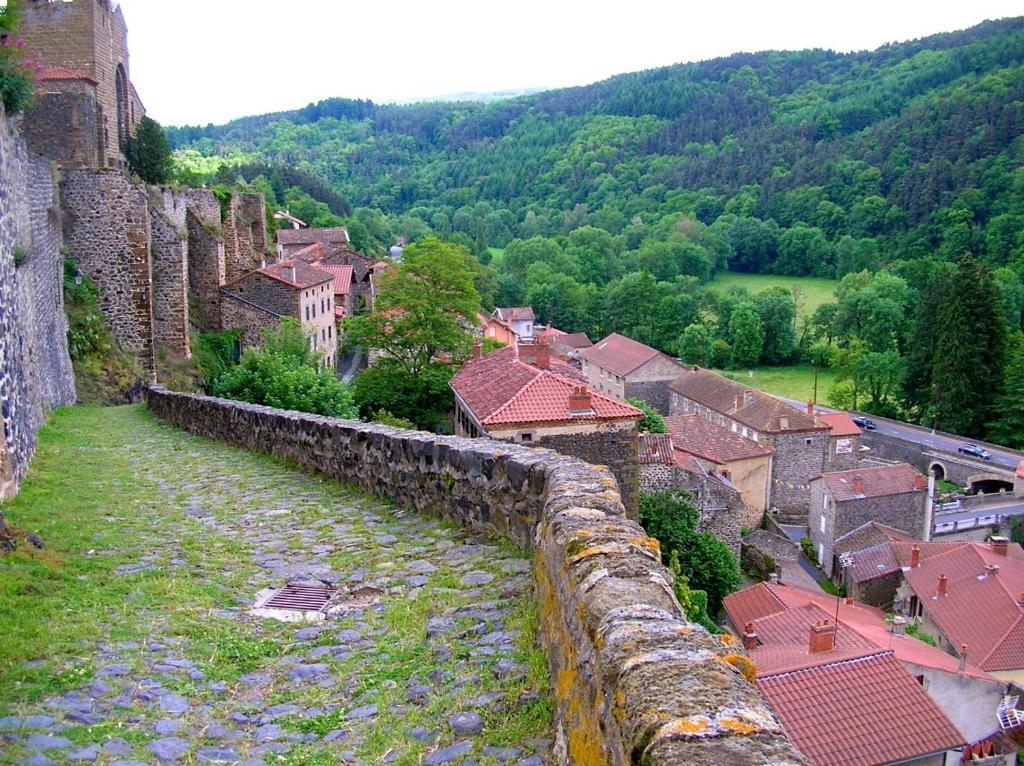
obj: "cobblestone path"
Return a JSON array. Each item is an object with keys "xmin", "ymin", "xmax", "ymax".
[{"xmin": 0, "ymin": 406, "xmax": 552, "ymax": 765}]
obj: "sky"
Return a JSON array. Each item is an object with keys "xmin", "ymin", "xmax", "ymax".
[{"xmin": 116, "ymin": 0, "xmax": 1023, "ymax": 127}]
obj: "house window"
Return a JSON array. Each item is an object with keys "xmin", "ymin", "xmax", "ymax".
[
  {"xmin": 305, "ymin": 306, "xmax": 310, "ymax": 320},
  {"xmin": 520, "ymin": 433, "xmax": 533, "ymax": 443},
  {"xmin": 805, "ymin": 438, "xmax": 813, "ymax": 445},
  {"xmin": 820, "ymin": 515, "xmax": 826, "ymax": 533},
  {"xmin": 321, "ymin": 298, "xmax": 325, "ymax": 313},
  {"xmin": 322, "ymin": 327, "xmax": 326, "ymax": 341},
  {"xmin": 328, "ymin": 325, "xmax": 332, "ymax": 339},
  {"xmin": 823, "ymin": 495, "xmax": 828, "ymax": 510}
]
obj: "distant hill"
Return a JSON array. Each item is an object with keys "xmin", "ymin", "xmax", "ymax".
[{"xmin": 169, "ymin": 17, "xmax": 1024, "ymax": 276}]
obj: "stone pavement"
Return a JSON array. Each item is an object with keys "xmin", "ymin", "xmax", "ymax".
[{"xmin": 0, "ymin": 408, "xmax": 551, "ymax": 765}]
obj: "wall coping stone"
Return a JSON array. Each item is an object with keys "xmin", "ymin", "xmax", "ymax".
[{"xmin": 145, "ymin": 387, "xmax": 805, "ymax": 765}]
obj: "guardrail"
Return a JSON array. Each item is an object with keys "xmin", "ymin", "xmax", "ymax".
[
  {"xmin": 933, "ymin": 512, "xmax": 1013, "ymax": 535},
  {"xmin": 854, "ymin": 412, "xmax": 1024, "ymax": 464}
]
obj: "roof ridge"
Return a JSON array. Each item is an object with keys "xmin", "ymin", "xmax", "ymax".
[
  {"xmin": 981, "ymin": 613, "xmax": 1024, "ymax": 665},
  {"xmin": 760, "ymin": 649, "xmax": 891, "ymax": 680},
  {"xmin": 482, "ymin": 366, "xmax": 546, "ymax": 424}
]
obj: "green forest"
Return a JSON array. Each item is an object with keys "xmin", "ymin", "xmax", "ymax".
[{"xmin": 168, "ymin": 18, "xmax": 1024, "ymax": 447}]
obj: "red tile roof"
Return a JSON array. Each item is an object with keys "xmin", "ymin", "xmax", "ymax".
[
  {"xmin": 493, "ymin": 307, "xmax": 535, "ymax": 323},
  {"xmin": 833, "ymin": 520, "xmax": 915, "ymax": 557},
  {"xmin": 38, "ymin": 66, "xmax": 99, "ymax": 85},
  {"xmin": 288, "ymin": 243, "xmax": 326, "ymax": 263},
  {"xmin": 1017, "ymin": 460, "xmax": 1024, "ymax": 479},
  {"xmin": 759, "ymin": 652, "xmax": 965, "ymax": 766},
  {"xmin": 845, "ymin": 542, "xmax": 901, "ymax": 584},
  {"xmin": 451, "ymin": 346, "xmax": 642, "ymax": 428},
  {"xmin": 669, "ymin": 367, "xmax": 826, "ymax": 434},
  {"xmin": 255, "ymin": 260, "xmax": 334, "ymax": 290},
  {"xmin": 818, "ymin": 412, "xmax": 862, "ymax": 436},
  {"xmin": 822, "ymin": 463, "xmax": 926, "ymax": 501},
  {"xmin": 664, "ymin": 414, "xmax": 773, "ymax": 464},
  {"xmin": 315, "ymin": 264, "xmax": 354, "ymax": 296},
  {"xmin": 277, "ymin": 227, "xmax": 350, "ymax": 246},
  {"xmin": 903, "ymin": 541, "xmax": 1024, "ymax": 672},
  {"xmin": 540, "ymin": 327, "xmax": 592, "ymax": 349},
  {"xmin": 639, "ymin": 433, "xmax": 675, "ymax": 465},
  {"xmin": 578, "ymin": 333, "xmax": 681, "ymax": 378}
]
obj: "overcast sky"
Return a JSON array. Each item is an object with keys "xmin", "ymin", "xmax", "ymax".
[{"xmin": 116, "ymin": 1, "xmax": 1022, "ymax": 127}]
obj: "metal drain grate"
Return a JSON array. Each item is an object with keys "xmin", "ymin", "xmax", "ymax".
[{"xmin": 263, "ymin": 582, "xmax": 337, "ymax": 611}]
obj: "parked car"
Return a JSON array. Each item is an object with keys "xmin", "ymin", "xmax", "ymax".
[
  {"xmin": 851, "ymin": 415, "xmax": 877, "ymax": 430},
  {"xmin": 958, "ymin": 444, "xmax": 991, "ymax": 460}
]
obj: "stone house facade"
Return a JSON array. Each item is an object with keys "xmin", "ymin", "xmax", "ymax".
[
  {"xmin": 809, "ymin": 463, "xmax": 928, "ymax": 577},
  {"xmin": 492, "ymin": 307, "xmax": 535, "ymax": 340},
  {"xmin": 20, "ymin": 0, "xmax": 145, "ymax": 168},
  {"xmin": 221, "ymin": 261, "xmax": 337, "ymax": 368},
  {"xmin": 668, "ymin": 367, "xmax": 833, "ymax": 519},
  {"xmin": 578, "ymin": 333, "xmax": 686, "ymax": 413},
  {"xmin": 450, "ymin": 344, "xmax": 643, "ymax": 516},
  {"xmin": 818, "ymin": 411, "xmax": 862, "ymax": 471}
]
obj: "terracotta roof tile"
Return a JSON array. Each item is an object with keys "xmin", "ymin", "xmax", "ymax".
[
  {"xmin": 822, "ymin": 463, "xmax": 926, "ymax": 502},
  {"xmin": 845, "ymin": 541, "xmax": 900, "ymax": 583},
  {"xmin": 288, "ymin": 243, "xmax": 326, "ymax": 263},
  {"xmin": 833, "ymin": 520, "xmax": 915, "ymax": 557},
  {"xmin": 493, "ymin": 307, "xmax": 535, "ymax": 322},
  {"xmin": 671, "ymin": 448, "xmax": 704, "ymax": 473},
  {"xmin": 638, "ymin": 434, "xmax": 675, "ymax": 465},
  {"xmin": 669, "ymin": 367, "xmax": 826, "ymax": 434},
  {"xmin": 759, "ymin": 652, "xmax": 965, "ymax": 766},
  {"xmin": 578, "ymin": 333, "xmax": 682, "ymax": 378},
  {"xmin": 451, "ymin": 346, "xmax": 642, "ymax": 428},
  {"xmin": 903, "ymin": 541, "xmax": 1024, "ymax": 672},
  {"xmin": 256, "ymin": 260, "xmax": 334, "ymax": 290},
  {"xmin": 277, "ymin": 227, "xmax": 350, "ymax": 246},
  {"xmin": 314, "ymin": 264, "xmax": 354, "ymax": 296},
  {"xmin": 38, "ymin": 66, "xmax": 99, "ymax": 85},
  {"xmin": 817, "ymin": 412, "xmax": 862, "ymax": 436},
  {"xmin": 664, "ymin": 414, "xmax": 773, "ymax": 464}
]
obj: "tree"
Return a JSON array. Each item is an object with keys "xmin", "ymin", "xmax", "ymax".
[
  {"xmin": 352, "ymin": 359, "xmax": 454, "ymax": 433},
  {"xmin": 627, "ymin": 398, "xmax": 666, "ymax": 434},
  {"xmin": 729, "ymin": 303, "xmax": 764, "ymax": 367},
  {"xmin": 639, "ymin": 491, "xmax": 741, "ymax": 614},
  {"xmin": 775, "ymin": 224, "xmax": 832, "ymax": 277},
  {"xmin": 986, "ymin": 335, "xmax": 1024, "ymax": 449},
  {"xmin": 679, "ymin": 323, "xmax": 713, "ymax": 367},
  {"xmin": 345, "ymin": 237, "xmax": 481, "ymax": 377},
  {"xmin": 932, "ymin": 257, "xmax": 1007, "ymax": 437},
  {"xmin": 755, "ymin": 287, "xmax": 796, "ymax": 364},
  {"xmin": 127, "ymin": 116, "xmax": 174, "ymax": 185}
]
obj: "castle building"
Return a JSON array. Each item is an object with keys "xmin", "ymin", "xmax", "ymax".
[{"xmin": 19, "ymin": 0, "xmax": 145, "ymax": 168}]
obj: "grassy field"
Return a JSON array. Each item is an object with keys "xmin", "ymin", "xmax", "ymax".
[
  {"xmin": 709, "ymin": 271, "xmax": 839, "ymax": 318},
  {"xmin": 718, "ymin": 364, "xmax": 837, "ymax": 403},
  {"xmin": 487, "ymin": 247, "xmax": 505, "ymax": 268}
]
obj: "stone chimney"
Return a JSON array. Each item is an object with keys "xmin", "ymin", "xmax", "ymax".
[
  {"xmin": 768, "ymin": 572, "xmax": 779, "ymax": 584},
  {"xmin": 991, "ymin": 536, "xmax": 1009, "ymax": 556},
  {"xmin": 734, "ymin": 393, "xmax": 744, "ymax": 411},
  {"xmin": 913, "ymin": 473, "xmax": 927, "ymax": 490},
  {"xmin": 806, "ymin": 401, "xmax": 814, "ymax": 416},
  {"xmin": 742, "ymin": 623, "xmax": 759, "ymax": 651},
  {"xmin": 845, "ymin": 595, "xmax": 854, "ymax": 606},
  {"xmin": 472, "ymin": 342, "xmax": 482, "ymax": 359},
  {"xmin": 536, "ymin": 338, "xmax": 551, "ymax": 370},
  {"xmin": 891, "ymin": 616, "xmax": 907, "ymax": 636},
  {"xmin": 937, "ymin": 573, "xmax": 948, "ymax": 597},
  {"xmin": 910, "ymin": 544, "xmax": 920, "ymax": 569},
  {"xmin": 852, "ymin": 475, "xmax": 865, "ymax": 495},
  {"xmin": 985, "ymin": 563, "xmax": 1000, "ymax": 576},
  {"xmin": 569, "ymin": 386, "xmax": 592, "ymax": 415},
  {"xmin": 282, "ymin": 263, "xmax": 296, "ymax": 283},
  {"xmin": 809, "ymin": 619, "xmax": 836, "ymax": 654},
  {"xmin": 959, "ymin": 643, "xmax": 968, "ymax": 674}
]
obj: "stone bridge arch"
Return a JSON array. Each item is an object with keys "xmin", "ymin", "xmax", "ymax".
[
  {"xmin": 967, "ymin": 472, "xmax": 1015, "ymax": 495},
  {"xmin": 929, "ymin": 461, "xmax": 948, "ymax": 482}
]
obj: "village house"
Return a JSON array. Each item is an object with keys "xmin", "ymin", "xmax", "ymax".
[
  {"xmin": 537, "ymin": 326, "xmax": 593, "ymax": 360},
  {"xmin": 450, "ymin": 342, "xmax": 643, "ymax": 515},
  {"xmin": 220, "ymin": 260, "xmax": 337, "ymax": 368},
  {"xmin": 895, "ymin": 538, "xmax": 1024, "ymax": 685},
  {"xmin": 668, "ymin": 367, "xmax": 833, "ymax": 519},
  {"xmin": 492, "ymin": 307, "xmax": 537, "ymax": 341},
  {"xmin": 663, "ymin": 414, "xmax": 773, "ymax": 527},
  {"xmin": 831, "ymin": 521, "xmax": 915, "ymax": 603},
  {"xmin": 816, "ymin": 411, "xmax": 862, "ymax": 471},
  {"xmin": 638, "ymin": 432, "xmax": 743, "ymax": 554},
  {"xmin": 725, "ymin": 581, "xmax": 1006, "ymax": 762},
  {"xmin": 809, "ymin": 463, "xmax": 930, "ymax": 578},
  {"xmin": 276, "ymin": 226, "xmax": 350, "ymax": 260},
  {"xmin": 577, "ymin": 333, "xmax": 686, "ymax": 412},
  {"xmin": 476, "ymin": 311, "xmax": 519, "ymax": 347}
]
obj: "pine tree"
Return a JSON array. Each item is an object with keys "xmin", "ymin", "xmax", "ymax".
[
  {"xmin": 931, "ymin": 257, "xmax": 1006, "ymax": 437},
  {"xmin": 126, "ymin": 116, "xmax": 173, "ymax": 185},
  {"xmin": 987, "ymin": 335, "xmax": 1024, "ymax": 448}
]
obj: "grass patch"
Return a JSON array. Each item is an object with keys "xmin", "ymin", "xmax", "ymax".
[
  {"xmin": 709, "ymin": 271, "xmax": 838, "ymax": 318},
  {"xmin": 718, "ymin": 364, "xmax": 837, "ymax": 403}
]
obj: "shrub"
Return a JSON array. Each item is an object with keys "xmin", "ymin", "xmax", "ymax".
[
  {"xmin": 800, "ymin": 536, "xmax": 819, "ymax": 565},
  {"xmin": 627, "ymin": 397, "xmax": 666, "ymax": 433},
  {"xmin": 352, "ymin": 359, "xmax": 454, "ymax": 433},
  {"xmin": 371, "ymin": 410, "xmax": 416, "ymax": 429},
  {"xmin": 126, "ymin": 116, "xmax": 173, "ymax": 185},
  {"xmin": 0, "ymin": 3, "xmax": 34, "ymax": 115}
]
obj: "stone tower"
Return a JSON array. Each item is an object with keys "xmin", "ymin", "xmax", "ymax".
[{"xmin": 19, "ymin": 0, "xmax": 145, "ymax": 168}]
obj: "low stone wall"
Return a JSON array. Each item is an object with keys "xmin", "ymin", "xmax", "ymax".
[{"xmin": 146, "ymin": 387, "xmax": 804, "ymax": 765}]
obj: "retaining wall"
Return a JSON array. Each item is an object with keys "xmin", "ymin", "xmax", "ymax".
[{"xmin": 145, "ymin": 387, "xmax": 804, "ymax": 765}]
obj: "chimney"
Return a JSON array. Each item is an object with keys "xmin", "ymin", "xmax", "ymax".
[
  {"xmin": 734, "ymin": 393, "xmax": 744, "ymax": 411},
  {"xmin": 937, "ymin": 573, "xmax": 948, "ymax": 597},
  {"xmin": 959, "ymin": 644, "xmax": 968, "ymax": 674},
  {"xmin": 472, "ymin": 342, "xmax": 482, "ymax": 359},
  {"xmin": 517, "ymin": 340, "xmax": 534, "ymax": 365},
  {"xmin": 768, "ymin": 572, "xmax": 779, "ymax": 584},
  {"xmin": 910, "ymin": 544, "xmax": 920, "ymax": 569},
  {"xmin": 569, "ymin": 386, "xmax": 592, "ymax": 415},
  {"xmin": 260, "ymin": 257, "xmax": 266, "ymax": 269},
  {"xmin": 742, "ymin": 623, "xmax": 760, "ymax": 651},
  {"xmin": 809, "ymin": 619, "xmax": 836, "ymax": 654},
  {"xmin": 985, "ymin": 563, "xmax": 1000, "ymax": 576},
  {"xmin": 282, "ymin": 263, "xmax": 296, "ymax": 283},
  {"xmin": 991, "ymin": 537, "xmax": 1009, "ymax": 556},
  {"xmin": 806, "ymin": 400, "xmax": 814, "ymax": 416},
  {"xmin": 891, "ymin": 616, "xmax": 907, "ymax": 636},
  {"xmin": 913, "ymin": 473, "xmax": 927, "ymax": 490},
  {"xmin": 845, "ymin": 595, "xmax": 854, "ymax": 606},
  {"xmin": 852, "ymin": 475, "xmax": 865, "ymax": 495},
  {"xmin": 536, "ymin": 338, "xmax": 551, "ymax": 370}
]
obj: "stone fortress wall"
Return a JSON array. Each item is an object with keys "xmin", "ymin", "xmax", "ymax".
[
  {"xmin": 0, "ymin": 108, "xmax": 76, "ymax": 499},
  {"xmin": 146, "ymin": 387, "xmax": 805, "ymax": 766}
]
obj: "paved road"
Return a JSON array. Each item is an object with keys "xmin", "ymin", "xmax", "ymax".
[
  {"xmin": 777, "ymin": 396, "xmax": 1023, "ymax": 472},
  {"xmin": 935, "ymin": 498, "xmax": 1024, "ymax": 526}
]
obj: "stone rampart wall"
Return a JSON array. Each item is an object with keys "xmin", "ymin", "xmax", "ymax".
[
  {"xmin": 145, "ymin": 387, "xmax": 804, "ymax": 766},
  {"xmin": 184, "ymin": 192, "xmax": 226, "ymax": 332},
  {"xmin": 0, "ymin": 110, "xmax": 76, "ymax": 498},
  {"xmin": 62, "ymin": 169, "xmax": 154, "ymax": 375},
  {"xmin": 149, "ymin": 189, "xmax": 190, "ymax": 356},
  {"xmin": 21, "ymin": 86, "xmax": 101, "ymax": 169}
]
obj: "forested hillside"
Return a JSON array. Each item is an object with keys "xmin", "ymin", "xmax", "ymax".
[{"xmin": 169, "ymin": 18, "xmax": 1024, "ymax": 445}]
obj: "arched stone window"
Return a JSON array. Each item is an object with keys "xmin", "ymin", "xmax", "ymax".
[{"xmin": 115, "ymin": 64, "xmax": 129, "ymax": 152}]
